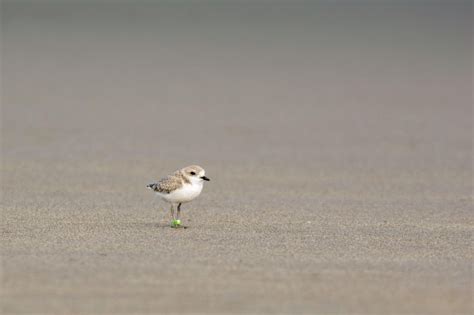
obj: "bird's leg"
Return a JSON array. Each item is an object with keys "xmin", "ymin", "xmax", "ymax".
[
  {"xmin": 172, "ymin": 203, "xmax": 182, "ymax": 227},
  {"xmin": 170, "ymin": 204, "xmax": 175, "ymax": 221},
  {"xmin": 170, "ymin": 203, "xmax": 181, "ymax": 228},
  {"xmin": 176, "ymin": 203, "xmax": 182, "ymax": 220}
]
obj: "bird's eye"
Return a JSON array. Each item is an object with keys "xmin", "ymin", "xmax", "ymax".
[{"xmin": 190, "ymin": 171, "xmax": 196, "ymax": 175}]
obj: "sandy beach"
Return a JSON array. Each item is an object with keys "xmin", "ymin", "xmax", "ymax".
[{"xmin": 1, "ymin": 1, "xmax": 472, "ymax": 314}]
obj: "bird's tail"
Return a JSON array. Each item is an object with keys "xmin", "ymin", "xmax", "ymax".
[{"xmin": 146, "ymin": 183, "xmax": 157, "ymax": 190}]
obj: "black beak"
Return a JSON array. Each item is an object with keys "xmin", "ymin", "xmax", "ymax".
[{"xmin": 201, "ymin": 176, "xmax": 210, "ymax": 181}]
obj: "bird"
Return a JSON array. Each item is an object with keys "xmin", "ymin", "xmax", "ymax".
[{"xmin": 147, "ymin": 165, "xmax": 210, "ymax": 228}]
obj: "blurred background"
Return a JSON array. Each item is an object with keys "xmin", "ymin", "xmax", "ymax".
[
  {"xmin": 2, "ymin": 1, "xmax": 472, "ymax": 314},
  {"xmin": 3, "ymin": 1, "xmax": 471, "ymax": 167}
]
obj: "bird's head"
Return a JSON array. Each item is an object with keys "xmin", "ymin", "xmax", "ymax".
[{"xmin": 182, "ymin": 165, "xmax": 210, "ymax": 184}]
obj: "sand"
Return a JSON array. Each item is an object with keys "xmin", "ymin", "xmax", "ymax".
[{"xmin": 1, "ymin": 1, "xmax": 472, "ymax": 314}]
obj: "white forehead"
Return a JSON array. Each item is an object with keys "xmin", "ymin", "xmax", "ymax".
[{"xmin": 182, "ymin": 165, "xmax": 205, "ymax": 174}]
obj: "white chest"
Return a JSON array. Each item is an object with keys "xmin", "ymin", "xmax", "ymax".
[{"xmin": 161, "ymin": 182, "xmax": 203, "ymax": 203}]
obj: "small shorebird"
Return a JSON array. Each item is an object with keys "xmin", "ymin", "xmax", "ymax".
[{"xmin": 147, "ymin": 165, "xmax": 210, "ymax": 228}]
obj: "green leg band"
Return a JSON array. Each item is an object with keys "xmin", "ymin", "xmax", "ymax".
[{"xmin": 171, "ymin": 219, "xmax": 181, "ymax": 227}]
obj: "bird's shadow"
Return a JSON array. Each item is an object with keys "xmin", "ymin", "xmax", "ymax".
[{"xmin": 140, "ymin": 222, "xmax": 189, "ymax": 230}]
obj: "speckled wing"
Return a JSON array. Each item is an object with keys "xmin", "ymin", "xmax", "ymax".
[{"xmin": 147, "ymin": 174, "xmax": 183, "ymax": 194}]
